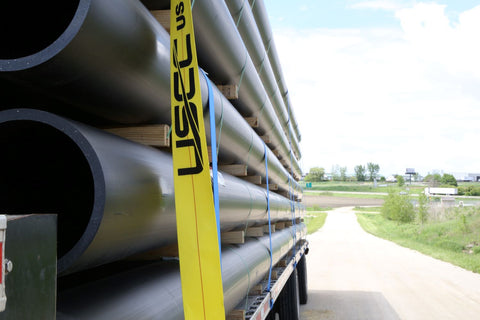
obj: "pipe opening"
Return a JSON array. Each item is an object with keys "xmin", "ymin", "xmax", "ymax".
[
  {"xmin": 0, "ymin": 1, "xmax": 80, "ymax": 59},
  {"xmin": 0, "ymin": 120, "xmax": 94, "ymax": 257}
]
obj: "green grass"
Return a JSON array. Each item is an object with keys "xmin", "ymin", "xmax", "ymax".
[
  {"xmin": 356, "ymin": 209, "xmax": 480, "ymax": 273},
  {"xmin": 305, "ymin": 191, "xmax": 386, "ymax": 199},
  {"xmin": 303, "ymin": 181, "xmax": 425, "ymax": 195},
  {"xmin": 304, "ymin": 211, "xmax": 328, "ymax": 234},
  {"xmin": 306, "ymin": 205, "xmax": 331, "ymax": 211},
  {"xmin": 354, "ymin": 206, "xmax": 382, "ymax": 212},
  {"xmin": 306, "ymin": 182, "xmax": 384, "ymax": 192}
]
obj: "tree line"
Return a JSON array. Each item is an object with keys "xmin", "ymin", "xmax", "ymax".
[
  {"xmin": 304, "ymin": 162, "xmax": 380, "ymax": 182},
  {"xmin": 304, "ymin": 165, "xmax": 462, "ymax": 189}
]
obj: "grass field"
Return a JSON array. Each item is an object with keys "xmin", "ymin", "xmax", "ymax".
[
  {"xmin": 354, "ymin": 206, "xmax": 382, "ymax": 212},
  {"xmin": 356, "ymin": 206, "xmax": 480, "ymax": 273},
  {"xmin": 302, "ymin": 181, "xmax": 426, "ymax": 195},
  {"xmin": 304, "ymin": 210, "xmax": 328, "ymax": 234},
  {"xmin": 305, "ymin": 191, "xmax": 387, "ymax": 199}
]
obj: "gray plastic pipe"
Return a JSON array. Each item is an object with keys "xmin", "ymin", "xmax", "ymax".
[
  {"xmin": 225, "ymin": 0, "xmax": 301, "ymax": 160},
  {"xmin": 57, "ymin": 224, "xmax": 306, "ymax": 319},
  {"xmin": 0, "ymin": 109, "xmax": 302, "ymax": 275},
  {"xmin": 138, "ymin": 0, "xmax": 303, "ymax": 177},
  {"xmin": 189, "ymin": 0, "xmax": 303, "ymax": 174},
  {"xmin": 0, "ymin": 0, "xmax": 302, "ymax": 185},
  {"xmin": 205, "ymin": 79, "xmax": 302, "ymax": 194},
  {"xmin": 248, "ymin": 0, "xmax": 302, "ymax": 142}
]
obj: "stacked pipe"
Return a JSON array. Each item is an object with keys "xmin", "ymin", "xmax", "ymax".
[
  {"xmin": 141, "ymin": 0, "xmax": 303, "ymax": 178},
  {"xmin": 0, "ymin": 0, "xmax": 304, "ymax": 316},
  {"xmin": 0, "ymin": 108, "xmax": 304, "ymax": 275},
  {"xmin": 225, "ymin": 0, "xmax": 301, "ymax": 157},
  {"xmin": 0, "ymin": 0, "xmax": 302, "ymax": 194},
  {"xmin": 57, "ymin": 225, "xmax": 306, "ymax": 319},
  {"xmin": 247, "ymin": 0, "xmax": 302, "ymax": 141}
]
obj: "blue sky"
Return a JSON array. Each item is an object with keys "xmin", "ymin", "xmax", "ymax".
[
  {"xmin": 265, "ymin": 1, "xmax": 480, "ymax": 29},
  {"xmin": 266, "ymin": 0, "xmax": 399, "ymax": 29},
  {"xmin": 262, "ymin": 0, "xmax": 480, "ymax": 177}
]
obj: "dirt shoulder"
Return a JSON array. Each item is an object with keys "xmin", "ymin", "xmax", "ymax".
[{"xmin": 303, "ymin": 194, "xmax": 384, "ymax": 208}]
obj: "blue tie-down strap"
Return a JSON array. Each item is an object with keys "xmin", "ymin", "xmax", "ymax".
[{"xmin": 200, "ymin": 69, "xmax": 222, "ymax": 261}]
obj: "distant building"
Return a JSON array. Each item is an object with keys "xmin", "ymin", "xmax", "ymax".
[
  {"xmin": 451, "ymin": 173, "xmax": 480, "ymax": 182},
  {"xmin": 386, "ymin": 175, "xmax": 397, "ymax": 182}
]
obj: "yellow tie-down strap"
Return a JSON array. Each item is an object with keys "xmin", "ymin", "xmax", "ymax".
[{"xmin": 170, "ymin": 1, "xmax": 225, "ymax": 319}]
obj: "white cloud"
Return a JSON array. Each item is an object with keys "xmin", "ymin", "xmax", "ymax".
[
  {"xmin": 273, "ymin": 4, "xmax": 480, "ymax": 176},
  {"xmin": 299, "ymin": 5, "xmax": 309, "ymax": 12}
]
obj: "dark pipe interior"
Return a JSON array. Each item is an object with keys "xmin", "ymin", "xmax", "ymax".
[
  {"xmin": 0, "ymin": 121, "xmax": 94, "ymax": 257},
  {"xmin": 0, "ymin": 1, "xmax": 80, "ymax": 59}
]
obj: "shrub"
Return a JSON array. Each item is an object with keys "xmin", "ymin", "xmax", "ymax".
[
  {"xmin": 441, "ymin": 174, "xmax": 458, "ymax": 187},
  {"xmin": 396, "ymin": 175, "xmax": 405, "ymax": 187},
  {"xmin": 417, "ymin": 193, "xmax": 428, "ymax": 224},
  {"xmin": 458, "ymin": 214, "xmax": 469, "ymax": 233},
  {"xmin": 461, "ymin": 186, "xmax": 480, "ymax": 196},
  {"xmin": 472, "ymin": 187, "xmax": 480, "ymax": 196},
  {"xmin": 382, "ymin": 191, "xmax": 415, "ymax": 223}
]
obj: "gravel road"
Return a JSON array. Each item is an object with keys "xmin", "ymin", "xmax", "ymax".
[{"xmin": 300, "ymin": 207, "xmax": 480, "ymax": 320}]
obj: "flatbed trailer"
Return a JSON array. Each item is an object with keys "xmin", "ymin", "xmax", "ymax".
[
  {"xmin": 0, "ymin": 0, "xmax": 307, "ymax": 318},
  {"xmin": 0, "ymin": 215, "xmax": 308, "ymax": 319}
]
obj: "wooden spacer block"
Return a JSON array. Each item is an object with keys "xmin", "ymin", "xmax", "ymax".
[
  {"xmin": 271, "ymin": 269, "xmax": 279, "ymax": 280},
  {"xmin": 219, "ymin": 164, "xmax": 248, "ymax": 177},
  {"xmin": 217, "ymin": 84, "xmax": 239, "ymax": 99},
  {"xmin": 261, "ymin": 183, "xmax": 278, "ymax": 191},
  {"xmin": 278, "ymin": 259, "xmax": 288, "ymax": 267},
  {"xmin": 263, "ymin": 224, "xmax": 275, "ymax": 233},
  {"xmin": 244, "ymin": 117, "xmax": 259, "ymax": 128},
  {"xmin": 105, "ymin": 125, "xmax": 170, "ymax": 147},
  {"xmin": 227, "ymin": 310, "xmax": 245, "ymax": 320},
  {"xmin": 245, "ymin": 227, "xmax": 264, "ymax": 237},
  {"xmin": 249, "ymin": 284, "xmax": 263, "ymax": 295},
  {"xmin": 272, "ymin": 149, "xmax": 281, "ymax": 157},
  {"xmin": 150, "ymin": 10, "xmax": 170, "ymax": 32},
  {"xmin": 261, "ymin": 135, "xmax": 271, "ymax": 143},
  {"xmin": 240, "ymin": 175, "xmax": 262, "ymax": 185},
  {"xmin": 221, "ymin": 231, "xmax": 245, "ymax": 244},
  {"xmin": 275, "ymin": 222, "xmax": 285, "ymax": 230},
  {"xmin": 293, "ymin": 150, "xmax": 300, "ymax": 160},
  {"xmin": 285, "ymin": 221, "xmax": 293, "ymax": 227},
  {"xmin": 280, "ymin": 159, "xmax": 290, "ymax": 167},
  {"xmin": 296, "ymin": 217, "xmax": 302, "ymax": 224},
  {"xmin": 207, "ymin": 146, "xmax": 212, "ymax": 163}
]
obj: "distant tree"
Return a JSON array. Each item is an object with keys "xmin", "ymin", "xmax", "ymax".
[
  {"xmin": 304, "ymin": 167, "xmax": 325, "ymax": 182},
  {"xmin": 424, "ymin": 173, "xmax": 442, "ymax": 187},
  {"xmin": 396, "ymin": 175, "xmax": 405, "ymax": 187},
  {"xmin": 331, "ymin": 165, "xmax": 340, "ymax": 181},
  {"xmin": 367, "ymin": 162, "xmax": 380, "ymax": 181},
  {"xmin": 379, "ymin": 176, "xmax": 386, "ymax": 182},
  {"xmin": 441, "ymin": 173, "xmax": 458, "ymax": 187},
  {"xmin": 340, "ymin": 166, "xmax": 347, "ymax": 182},
  {"xmin": 354, "ymin": 165, "xmax": 366, "ymax": 182}
]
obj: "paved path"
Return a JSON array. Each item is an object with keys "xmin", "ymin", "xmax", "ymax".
[{"xmin": 300, "ymin": 207, "xmax": 480, "ymax": 319}]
